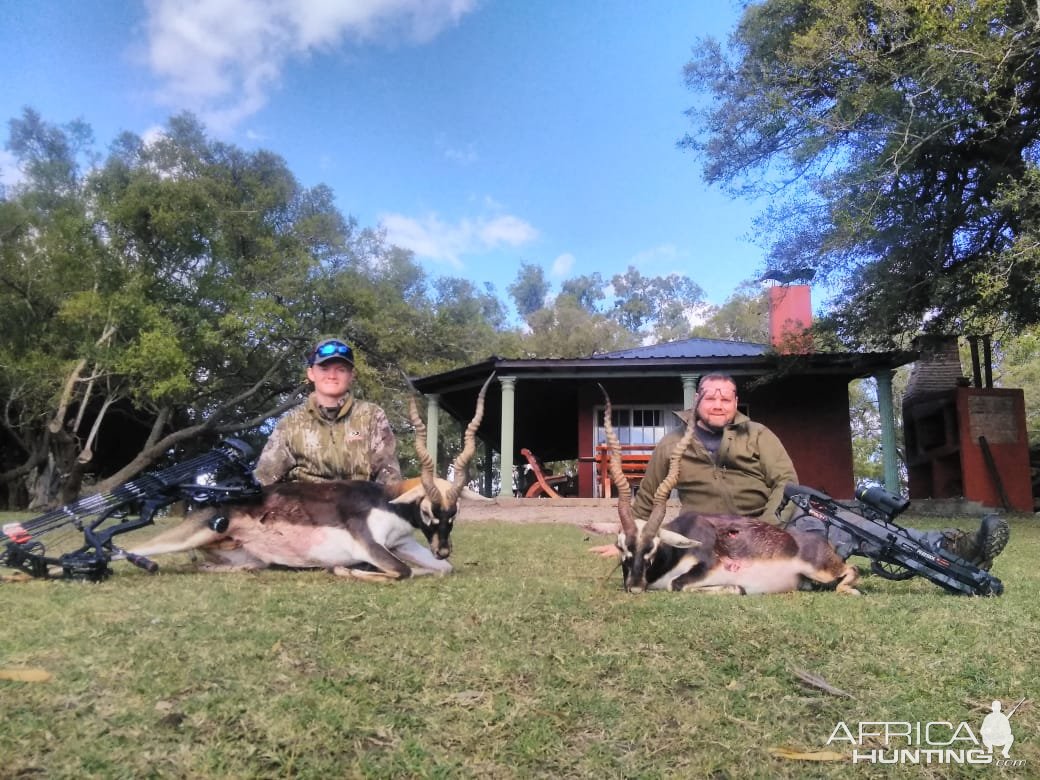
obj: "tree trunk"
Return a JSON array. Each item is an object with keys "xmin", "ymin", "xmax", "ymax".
[{"xmin": 25, "ymin": 429, "xmax": 81, "ymax": 509}]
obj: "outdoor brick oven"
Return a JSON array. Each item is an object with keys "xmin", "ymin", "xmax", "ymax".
[{"xmin": 902, "ymin": 335, "xmax": 1033, "ymax": 511}]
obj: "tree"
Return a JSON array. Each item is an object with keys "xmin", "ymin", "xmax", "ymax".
[
  {"xmin": 683, "ymin": 0, "xmax": 1040, "ymax": 348},
  {"xmin": 994, "ymin": 325, "xmax": 1040, "ymax": 446},
  {"xmin": 609, "ymin": 266, "xmax": 706, "ymax": 339},
  {"xmin": 690, "ymin": 283, "xmax": 769, "ymax": 343},
  {"xmin": 506, "ymin": 261, "xmax": 549, "ymax": 319},
  {"xmin": 559, "ymin": 272, "xmax": 606, "ymax": 313},
  {"xmin": 520, "ymin": 295, "xmax": 638, "ymax": 358},
  {"xmin": 0, "ymin": 110, "xmax": 507, "ymax": 508}
]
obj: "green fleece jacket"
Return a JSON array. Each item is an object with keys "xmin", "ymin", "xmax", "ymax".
[{"xmin": 631, "ymin": 409, "xmax": 797, "ymax": 522}]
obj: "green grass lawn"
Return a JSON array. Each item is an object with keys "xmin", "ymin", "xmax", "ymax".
[{"xmin": 0, "ymin": 512, "xmax": 1036, "ymax": 779}]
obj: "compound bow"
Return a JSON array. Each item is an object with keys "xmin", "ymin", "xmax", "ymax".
[{"xmin": 2, "ymin": 439, "xmax": 260, "ymax": 582}]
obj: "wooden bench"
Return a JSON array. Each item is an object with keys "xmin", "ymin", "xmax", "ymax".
[
  {"xmin": 596, "ymin": 444, "xmax": 654, "ymax": 497},
  {"xmin": 519, "ymin": 448, "xmax": 571, "ymax": 498}
]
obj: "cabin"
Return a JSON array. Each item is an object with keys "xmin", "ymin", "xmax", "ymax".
[
  {"xmin": 412, "ymin": 340, "xmax": 913, "ymax": 500},
  {"xmin": 412, "ymin": 285, "xmax": 917, "ymax": 501}
]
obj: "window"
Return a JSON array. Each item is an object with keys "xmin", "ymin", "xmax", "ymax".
[
  {"xmin": 592, "ymin": 405, "xmax": 683, "ymax": 498},
  {"xmin": 594, "ymin": 405, "xmax": 682, "ymax": 446}
]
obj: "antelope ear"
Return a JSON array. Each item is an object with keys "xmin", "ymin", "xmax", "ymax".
[
  {"xmin": 391, "ymin": 484, "xmax": 427, "ymax": 504},
  {"xmin": 659, "ymin": 529, "xmax": 701, "ymax": 549},
  {"xmin": 460, "ymin": 487, "xmax": 493, "ymax": 502}
]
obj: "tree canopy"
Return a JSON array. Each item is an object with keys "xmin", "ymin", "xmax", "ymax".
[
  {"xmin": 682, "ymin": 0, "xmax": 1040, "ymax": 348},
  {"xmin": 0, "ymin": 110, "xmax": 517, "ymax": 507},
  {"xmin": 505, "ymin": 263, "xmax": 710, "ymax": 355}
]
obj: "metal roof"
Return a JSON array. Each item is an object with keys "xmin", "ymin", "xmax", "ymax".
[
  {"xmin": 407, "ymin": 342, "xmax": 918, "ymax": 462},
  {"xmin": 411, "ymin": 343, "xmax": 918, "ymax": 397},
  {"xmin": 598, "ymin": 337, "xmax": 769, "ymax": 360}
]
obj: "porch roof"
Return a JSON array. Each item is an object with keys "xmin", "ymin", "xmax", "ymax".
[{"xmin": 410, "ymin": 338, "xmax": 917, "ymax": 461}]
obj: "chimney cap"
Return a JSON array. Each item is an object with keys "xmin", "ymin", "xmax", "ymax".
[{"xmin": 758, "ymin": 267, "xmax": 815, "ymax": 285}]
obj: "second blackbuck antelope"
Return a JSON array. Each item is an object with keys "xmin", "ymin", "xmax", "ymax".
[
  {"xmin": 600, "ymin": 388, "xmax": 860, "ymax": 595},
  {"xmin": 126, "ymin": 374, "xmax": 495, "ymax": 582}
]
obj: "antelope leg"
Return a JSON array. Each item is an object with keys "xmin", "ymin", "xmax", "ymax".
[{"xmin": 393, "ymin": 537, "xmax": 453, "ymax": 576}]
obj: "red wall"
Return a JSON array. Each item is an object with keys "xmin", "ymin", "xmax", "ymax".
[
  {"xmin": 575, "ymin": 375, "xmax": 856, "ymax": 500},
  {"xmin": 749, "ymin": 375, "xmax": 856, "ymax": 499},
  {"xmin": 905, "ymin": 387, "xmax": 1031, "ymax": 511},
  {"xmin": 955, "ymin": 388, "xmax": 1032, "ymax": 511},
  {"xmin": 768, "ymin": 285, "xmax": 813, "ymax": 353}
]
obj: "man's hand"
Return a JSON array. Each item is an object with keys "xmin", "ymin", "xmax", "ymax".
[{"xmin": 588, "ymin": 544, "xmax": 619, "ymax": 558}]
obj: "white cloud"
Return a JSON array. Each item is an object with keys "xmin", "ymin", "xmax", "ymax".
[
  {"xmin": 478, "ymin": 214, "xmax": 537, "ymax": 246},
  {"xmin": 380, "ymin": 211, "xmax": 538, "ymax": 268},
  {"xmin": 630, "ymin": 243, "xmax": 680, "ymax": 266},
  {"xmin": 550, "ymin": 252, "xmax": 575, "ymax": 278},
  {"xmin": 140, "ymin": 124, "xmax": 167, "ymax": 146},
  {"xmin": 438, "ymin": 136, "xmax": 478, "ymax": 165},
  {"xmin": 143, "ymin": 0, "xmax": 477, "ymax": 132}
]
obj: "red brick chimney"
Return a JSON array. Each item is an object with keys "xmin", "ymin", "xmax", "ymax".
[{"xmin": 767, "ymin": 284, "xmax": 813, "ymax": 353}]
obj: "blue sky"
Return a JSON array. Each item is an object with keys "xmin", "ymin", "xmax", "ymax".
[{"xmin": 0, "ymin": 0, "xmax": 767, "ymax": 314}]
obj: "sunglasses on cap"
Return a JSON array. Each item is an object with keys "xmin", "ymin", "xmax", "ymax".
[{"xmin": 308, "ymin": 340, "xmax": 354, "ymax": 366}]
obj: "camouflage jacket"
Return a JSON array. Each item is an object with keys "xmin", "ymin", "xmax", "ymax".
[
  {"xmin": 632, "ymin": 409, "xmax": 798, "ymax": 522},
  {"xmin": 253, "ymin": 392, "xmax": 402, "ymax": 487}
]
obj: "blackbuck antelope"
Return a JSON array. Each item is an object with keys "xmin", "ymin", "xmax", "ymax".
[
  {"xmin": 126, "ymin": 375, "xmax": 495, "ymax": 582},
  {"xmin": 600, "ymin": 389, "xmax": 860, "ymax": 595}
]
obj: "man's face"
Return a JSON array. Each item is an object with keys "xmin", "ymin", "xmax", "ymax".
[
  {"xmin": 307, "ymin": 359, "xmax": 354, "ymax": 402},
  {"xmin": 696, "ymin": 380, "xmax": 738, "ymax": 429}
]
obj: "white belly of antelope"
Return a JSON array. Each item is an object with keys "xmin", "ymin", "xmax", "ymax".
[{"xmin": 651, "ymin": 557, "xmax": 809, "ymax": 594}]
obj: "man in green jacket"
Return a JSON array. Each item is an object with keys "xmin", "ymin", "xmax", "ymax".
[
  {"xmin": 253, "ymin": 338, "xmax": 402, "ymax": 489},
  {"xmin": 627, "ymin": 373, "xmax": 1008, "ymax": 569}
]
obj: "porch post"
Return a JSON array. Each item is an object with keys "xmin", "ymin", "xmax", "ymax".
[
  {"xmin": 425, "ymin": 393, "xmax": 440, "ymax": 470},
  {"xmin": 874, "ymin": 369, "xmax": 900, "ymax": 494},
  {"xmin": 499, "ymin": 376, "xmax": 517, "ymax": 497},
  {"xmin": 680, "ymin": 373, "xmax": 700, "ymax": 410}
]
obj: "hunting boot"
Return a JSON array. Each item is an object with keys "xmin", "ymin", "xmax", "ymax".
[{"xmin": 939, "ymin": 515, "xmax": 1010, "ymax": 570}]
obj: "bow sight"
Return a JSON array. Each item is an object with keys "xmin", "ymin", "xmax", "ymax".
[{"xmin": 1, "ymin": 440, "xmax": 260, "ymax": 582}]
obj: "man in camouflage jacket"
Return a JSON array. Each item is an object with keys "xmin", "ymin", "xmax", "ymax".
[{"xmin": 253, "ymin": 338, "xmax": 402, "ymax": 488}]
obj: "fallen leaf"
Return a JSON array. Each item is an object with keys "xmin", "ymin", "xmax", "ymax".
[
  {"xmin": 790, "ymin": 666, "xmax": 853, "ymax": 698},
  {"xmin": 0, "ymin": 668, "xmax": 52, "ymax": 682},
  {"xmin": 769, "ymin": 747, "xmax": 846, "ymax": 762}
]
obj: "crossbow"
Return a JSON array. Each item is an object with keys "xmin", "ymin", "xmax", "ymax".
[
  {"xmin": 781, "ymin": 483, "xmax": 1003, "ymax": 597},
  {"xmin": 1, "ymin": 439, "xmax": 260, "ymax": 582}
]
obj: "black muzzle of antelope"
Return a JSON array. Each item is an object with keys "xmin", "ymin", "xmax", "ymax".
[
  {"xmin": 620, "ymin": 533, "xmax": 657, "ymax": 593},
  {"xmin": 428, "ymin": 504, "xmax": 455, "ymax": 559}
]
